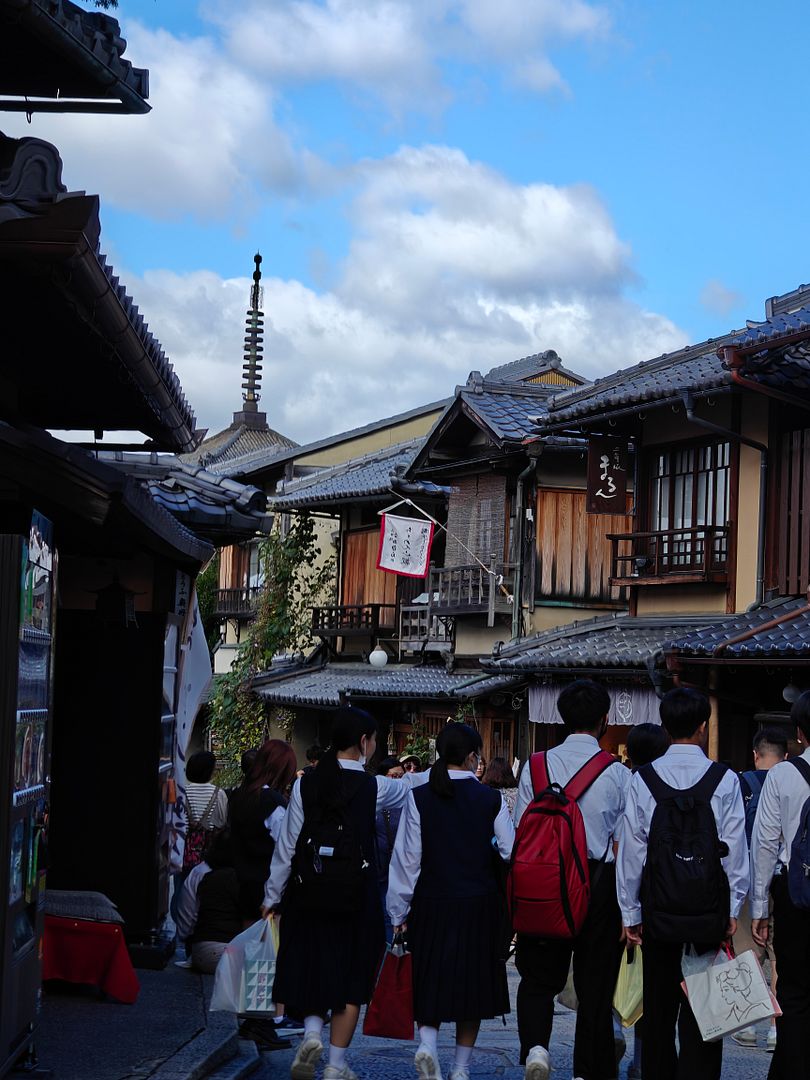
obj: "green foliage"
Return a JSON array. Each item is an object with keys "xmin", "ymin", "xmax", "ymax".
[
  {"xmin": 196, "ymin": 552, "xmax": 221, "ymax": 654},
  {"xmin": 454, "ymin": 702, "xmax": 474, "ymax": 723},
  {"xmin": 402, "ymin": 718, "xmax": 431, "ymax": 765},
  {"xmin": 208, "ymin": 514, "xmax": 335, "ymax": 785}
]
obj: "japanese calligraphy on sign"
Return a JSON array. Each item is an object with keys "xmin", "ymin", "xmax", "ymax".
[
  {"xmin": 586, "ymin": 437, "xmax": 628, "ymax": 515},
  {"xmin": 376, "ymin": 514, "xmax": 435, "ymax": 578}
]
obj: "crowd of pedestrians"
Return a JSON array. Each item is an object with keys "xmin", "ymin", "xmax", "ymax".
[{"xmin": 174, "ymin": 682, "xmax": 810, "ymax": 1080}]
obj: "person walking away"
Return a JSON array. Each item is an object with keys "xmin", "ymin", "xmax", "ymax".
[
  {"xmin": 622, "ymin": 722, "xmax": 671, "ymax": 1080},
  {"xmin": 732, "ymin": 726, "xmax": 787, "ymax": 1052},
  {"xmin": 617, "ymin": 688, "xmax": 748, "ymax": 1080},
  {"xmin": 387, "ymin": 724, "xmax": 514, "ymax": 1080},
  {"xmin": 513, "ymin": 680, "xmax": 630, "ymax": 1080},
  {"xmin": 482, "ymin": 756, "xmax": 519, "ymax": 818},
  {"xmin": 751, "ymin": 692, "xmax": 810, "ymax": 1078},
  {"xmin": 173, "ymin": 751, "xmax": 230, "ymax": 927},
  {"xmin": 264, "ymin": 707, "xmax": 417, "ymax": 1080},
  {"xmin": 375, "ymin": 755, "xmax": 405, "ymax": 943},
  {"xmin": 227, "ymin": 749, "xmax": 258, "ymax": 801}
]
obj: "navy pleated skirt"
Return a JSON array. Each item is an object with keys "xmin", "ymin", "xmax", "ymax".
[
  {"xmin": 408, "ymin": 890, "xmax": 510, "ymax": 1024},
  {"xmin": 272, "ymin": 875, "xmax": 385, "ymax": 1018}
]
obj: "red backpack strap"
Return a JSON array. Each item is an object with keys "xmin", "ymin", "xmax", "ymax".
[
  {"xmin": 529, "ymin": 752, "xmax": 550, "ymax": 800},
  {"xmin": 564, "ymin": 750, "xmax": 618, "ymax": 802}
]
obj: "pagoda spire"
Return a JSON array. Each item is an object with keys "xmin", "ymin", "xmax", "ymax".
[{"xmin": 233, "ymin": 252, "xmax": 268, "ymax": 429}]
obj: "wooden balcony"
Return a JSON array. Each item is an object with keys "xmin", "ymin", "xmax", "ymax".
[
  {"xmin": 311, "ymin": 603, "xmax": 396, "ymax": 640},
  {"xmin": 399, "ymin": 605, "xmax": 454, "ymax": 654},
  {"xmin": 606, "ymin": 525, "xmax": 730, "ymax": 586},
  {"xmin": 430, "ymin": 559, "xmax": 513, "ymax": 626},
  {"xmin": 214, "ymin": 586, "xmax": 263, "ymax": 617}
]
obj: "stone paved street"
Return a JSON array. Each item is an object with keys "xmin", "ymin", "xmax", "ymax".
[{"xmin": 254, "ymin": 962, "xmax": 777, "ymax": 1080}]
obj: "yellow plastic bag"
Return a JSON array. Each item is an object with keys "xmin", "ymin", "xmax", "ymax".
[{"xmin": 613, "ymin": 946, "xmax": 643, "ymax": 1028}]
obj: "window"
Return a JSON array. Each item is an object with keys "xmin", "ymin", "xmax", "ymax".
[
  {"xmin": 247, "ymin": 541, "xmax": 264, "ymax": 590},
  {"xmin": 648, "ymin": 441, "xmax": 730, "ymax": 568}
]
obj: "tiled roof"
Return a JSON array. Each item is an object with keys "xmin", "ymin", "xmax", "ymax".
[
  {"xmin": 666, "ymin": 598, "xmax": 810, "ymax": 659},
  {"xmin": 460, "ymin": 384, "xmax": 558, "ymax": 443},
  {"xmin": 269, "ymin": 440, "xmax": 449, "ymax": 510},
  {"xmin": 99, "ymin": 452, "xmax": 272, "ymax": 542},
  {"xmin": 255, "ymin": 662, "xmax": 516, "ymax": 707},
  {"xmin": 480, "ymin": 614, "xmax": 722, "ymax": 673},
  {"xmin": 544, "ymin": 334, "xmax": 742, "ymax": 427},
  {"xmin": 485, "ymin": 350, "xmax": 583, "ymax": 385},
  {"xmin": 733, "ymin": 307, "xmax": 810, "ymax": 348},
  {"xmin": 185, "ymin": 422, "xmax": 297, "ymax": 475}
]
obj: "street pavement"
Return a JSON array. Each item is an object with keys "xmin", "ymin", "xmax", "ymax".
[{"xmin": 254, "ymin": 962, "xmax": 776, "ymax": 1080}]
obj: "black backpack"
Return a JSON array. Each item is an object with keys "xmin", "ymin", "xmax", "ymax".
[
  {"xmin": 787, "ymin": 757, "xmax": 810, "ymax": 910},
  {"xmin": 639, "ymin": 761, "xmax": 730, "ymax": 944},
  {"xmin": 740, "ymin": 769, "xmax": 764, "ymax": 845},
  {"xmin": 289, "ymin": 770, "xmax": 373, "ymax": 914}
]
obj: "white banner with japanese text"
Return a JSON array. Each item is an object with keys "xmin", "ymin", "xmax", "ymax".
[{"xmin": 376, "ymin": 513, "xmax": 435, "ymax": 578}]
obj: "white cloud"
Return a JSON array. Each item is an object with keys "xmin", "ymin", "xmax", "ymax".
[
  {"xmin": 700, "ymin": 278, "xmax": 744, "ymax": 317},
  {"xmin": 124, "ymin": 146, "xmax": 685, "ymax": 444},
  {"xmin": 1, "ymin": 24, "xmax": 323, "ymax": 219}
]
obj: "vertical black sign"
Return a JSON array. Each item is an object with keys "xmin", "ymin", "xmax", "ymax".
[{"xmin": 587, "ymin": 437, "xmax": 627, "ymax": 514}]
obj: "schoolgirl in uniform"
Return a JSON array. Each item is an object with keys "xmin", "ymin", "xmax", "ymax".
[
  {"xmin": 388, "ymin": 723, "xmax": 515, "ymax": 1080},
  {"xmin": 264, "ymin": 707, "xmax": 415, "ymax": 1080}
]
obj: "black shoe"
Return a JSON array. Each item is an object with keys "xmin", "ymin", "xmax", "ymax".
[
  {"xmin": 274, "ymin": 1017, "xmax": 306, "ymax": 1036},
  {"xmin": 238, "ymin": 1019, "xmax": 291, "ymax": 1050}
]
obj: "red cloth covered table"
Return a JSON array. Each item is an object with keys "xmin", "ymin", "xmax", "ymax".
[{"xmin": 43, "ymin": 915, "xmax": 140, "ymax": 1003}]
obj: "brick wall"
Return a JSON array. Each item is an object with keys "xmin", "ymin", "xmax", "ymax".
[{"xmin": 444, "ymin": 472, "xmax": 507, "ymax": 567}]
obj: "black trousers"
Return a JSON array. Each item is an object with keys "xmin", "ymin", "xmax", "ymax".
[
  {"xmin": 641, "ymin": 939, "xmax": 722, "ymax": 1080},
  {"xmin": 515, "ymin": 863, "xmax": 623, "ymax": 1080},
  {"xmin": 769, "ymin": 873, "xmax": 810, "ymax": 1079}
]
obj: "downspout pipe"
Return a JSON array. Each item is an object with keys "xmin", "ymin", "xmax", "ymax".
[
  {"xmin": 512, "ymin": 455, "xmax": 540, "ymax": 642},
  {"xmin": 680, "ymin": 392, "xmax": 768, "ymax": 606}
]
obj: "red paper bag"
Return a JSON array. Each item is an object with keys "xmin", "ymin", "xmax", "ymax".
[{"xmin": 363, "ymin": 946, "xmax": 414, "ymax": 1040}]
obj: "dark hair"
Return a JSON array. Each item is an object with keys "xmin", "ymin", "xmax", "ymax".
[
  {"xmin": 557, "ymin": 680, "xmax": 611, "ymax": 732},
  {"xmin": 753, "ymin": 726, "xmax": 788, "ymax": 757},
  {"xmin": 376, "ymin": 755, "xmax": 402, "ymax": 776},
  {"xmin": 659, "ymin": 687, "xmax": 711, "ymax": 740},
  {"xmin": 186, "ymin": 750, "xmax": 216, "ymax": 784},
  {"xmin": 245, "ymin": 739, "xmax": 298, "ymax": 796},
  {"xmin": 430, "ymin": 723, "xmax": 482, "ymax": 799},
  {"xmin": 306, "ymin": 744, "xmax": 324, "ymax": 764},
  {"xmin": 240, "ymin": 749, "xmax": 258, "ymax": 776},
  {"xmin": 792, "ymin": 692, "xmax": 810, "ymax": 743},
  {"xmin": 205, "ymin": 830, "xmax": 234, "ymax": 870},
  {"xmin": 317, "ymin": 707, "xmax": 378, "ymax": 807},
  {"xmin": 482, "ymin": 756, "xmax": 517, "ymax": 789},
  {"xmin": 626, "ymin": 723, "xmax": 670, "ymax": 770}
]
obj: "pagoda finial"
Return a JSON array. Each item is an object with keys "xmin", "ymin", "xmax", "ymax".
[{"xmin": 241, "ymin": 252, "xmax": 264, "ymax": 412}]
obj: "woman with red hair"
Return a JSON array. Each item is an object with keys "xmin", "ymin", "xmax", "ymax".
[{"xmin": 229, "ymin": 738, "xmax": 298, "ymax": 924}]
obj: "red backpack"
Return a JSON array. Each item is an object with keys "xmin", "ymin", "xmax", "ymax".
[{"xmin": 508, "ymin": 750, "xmax": 617, "ymax": 938}]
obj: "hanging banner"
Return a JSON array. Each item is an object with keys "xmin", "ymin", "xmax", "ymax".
[
  {"xmin": 377, "ymin": 514, "xmax": 435, "ymax": 578},
  {"xmin": 587, "ymin": 437, "xmax": 628, "ymax": 514}
]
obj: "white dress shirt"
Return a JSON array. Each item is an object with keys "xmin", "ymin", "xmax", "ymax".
[
  {"xmin": 616, "ymin": 744, "xmax": 749, "ymax": 927},
  {"xmin": 386, "ymin": 771, "xmax": 515, "ymax": 927},
  {"xmin": 750, "ymin": 747, "xmax": 810, "ymax": 918},
  {"xmin": 175, "ymin": 861, "xmax": 210, "ymax": 942},
  {"xmin": 263, "ymin": 759, "xmax": 418, "ymax": 909},
  {"xmin": 513, "ymin": 734, "xmax": 630, "ymax": 863}
]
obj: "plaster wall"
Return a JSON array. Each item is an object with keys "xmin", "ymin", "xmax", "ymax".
[
  {"xmin": 295, "ymin": 410, "xmax": 444, "ymax": 468},
  {"xmin": 635, "ymin": 586, "xmax": 728, "ymax": 615}
]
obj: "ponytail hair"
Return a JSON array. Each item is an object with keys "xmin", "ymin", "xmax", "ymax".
[
  {"xmin": 316, "ymin": 706, "xmax": 378, "ymax": 807},
  {"xmin": 429, "ymin": 722, "xmax": 482, "ymax": 799}
]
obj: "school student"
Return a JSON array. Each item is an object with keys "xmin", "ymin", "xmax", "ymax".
[
  {"xmin": 750, "ymin": 692, "xmax": 810, "ymax": 1078},
  {"xmin": 263, "ymin": 707, "xmax": 415, "ymax": 1080},
  {"xmin": 513, "ymin": 680, "xmax": 630, "ymax": 1080},
  {"xmin": 387, "ymin": 723, "xmax": 514, "ymax": 1080},
  {"xmin": 617, "ymin": 688, "xmax": 748, "ymax": 1080}
]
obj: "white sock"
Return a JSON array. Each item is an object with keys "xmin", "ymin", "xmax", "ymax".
[
  {"xmin": 328, "ymin": 1044, "xmax": 347, "ymax": 1068},
  {"xmin": 453, "ymin": 1044, "xmax": 473, "ymax": 1068},
  {"xmin": 304, "ymin": 1015, "xmax": 323, "ymax": 1041},
  {"xmin": 418, "ymin": 1025, "xmax": 439, "ymax": 1058}
]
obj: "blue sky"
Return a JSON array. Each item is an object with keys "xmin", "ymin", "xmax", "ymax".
[{"xmin": 9, "ymin": 0, "xmax": 810, "ymax": 442}]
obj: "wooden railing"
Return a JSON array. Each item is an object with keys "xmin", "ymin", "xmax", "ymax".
[
  {"xmin": 606, "ymin": 525, "xmax": 730, "ymax": 585},
  {"xmin": 311, "ymin": 603, "xmax": 396, "ymax": 638},
  {"xmin": 429, "ymin": 558, "xmax": 513, "ymax": 627},
  {"xmin": 214, "ymin": 586, "xmax": 263, "ymax": 616},
  {"xmin": 399, "ymin": 605, "xmax": 454, "ymax": 652}
]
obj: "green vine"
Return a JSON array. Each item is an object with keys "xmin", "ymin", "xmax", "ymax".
[
  {"xmin": 402, "ymin": 719, "xmax": 431, "ymax": 765},
  {"xmin": 208, "ymin": 513, "xmax": 335, "ymax": 785}
]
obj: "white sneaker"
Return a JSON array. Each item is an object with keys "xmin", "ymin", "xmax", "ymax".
[
  {"xmin": 524, "ymin": 1045, "xmax": 551, "ymax": 1080},
  {"xmin": 731, "ymin": 1027, "xmax": 757, "ymax": 1048},
  {"xmin": 323, "ymin": 1066, "xmax": 359, "ymax": 1080},
  {"xmin": 767, "ymin": 1027, "xmax": 777, "ymax": 1052},
  {"xmin": 415, "ymin": 1046, "xmax": 443, "ymax": 1080},
  {"xmin": 290, "ymin": 1036, "xmax": 324, "ymax": 1080},
  {"xmin": 448, "ymin": 1068, "xmax": 470, "ymax": 1080}
]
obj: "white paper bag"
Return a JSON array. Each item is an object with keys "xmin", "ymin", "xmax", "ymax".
[
  {"xmin": 210, "ymin": 919, "xmax": 279, "ymax": 1013},
  {"xmin": 682, "ymin": 947, "xmax": 780, "ymax": 1042}
]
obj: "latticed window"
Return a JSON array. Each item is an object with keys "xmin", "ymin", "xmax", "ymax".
[{"xmin": 647, "ymin": 441, "xmax": 730, "ymax": 568}]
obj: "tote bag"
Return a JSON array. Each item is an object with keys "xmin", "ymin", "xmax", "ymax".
[
  {"xmin": 363, "ymin": 939, "xmax": 414, "ymax": 1040},
  {"xmin": 681, "ymin": 947, "xmax": 780, "ymax": 1042}
]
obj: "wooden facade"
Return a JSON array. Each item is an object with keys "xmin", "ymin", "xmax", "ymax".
[
  {"xmin": 775, "ymin": 426, "xmax": 810, "ymax": 596},
  {"xmin": 341, "ymin": 527, "xmax": 398, "ymax": 628}
]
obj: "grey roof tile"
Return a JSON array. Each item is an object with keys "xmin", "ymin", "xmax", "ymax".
[
  {"xmin": 481, "ymin": 614, "xmax": 723, "ymax": 673},
  {"xmin": 460, "ymin": 386, "xmax": 557, "ymax": 443},
  {"xmin": 667, "ymin": 597, "xmax": 810, "ymax": 659},
  {"xmin": 185, "ymin": 422, "xmax": 297, "ymax": 474},
  {"xmin": 485, "ymin": 350, "xmax": 583, "ymax": 385},
  {"xmin": 733, "ymin": 307, "xmax": 810, "ymax": 347}
]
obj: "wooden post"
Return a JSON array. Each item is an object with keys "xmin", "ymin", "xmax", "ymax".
[
  {"xmin": 708, "ymin": 667, "xmax": 720, "ymax": 761},
  {"xmin": 487, "ymin": 553, "xmax": 497, "ymax": 627}
]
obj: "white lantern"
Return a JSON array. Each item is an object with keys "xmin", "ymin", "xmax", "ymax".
[{"xmin": 369, "ymin": 644, "xmax": 388, "ymax": 668}]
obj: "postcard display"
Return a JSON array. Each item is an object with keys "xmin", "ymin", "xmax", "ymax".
[{"xmin": 0, "ymin": 513, "xmax": 54, "ymax": 1075}]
